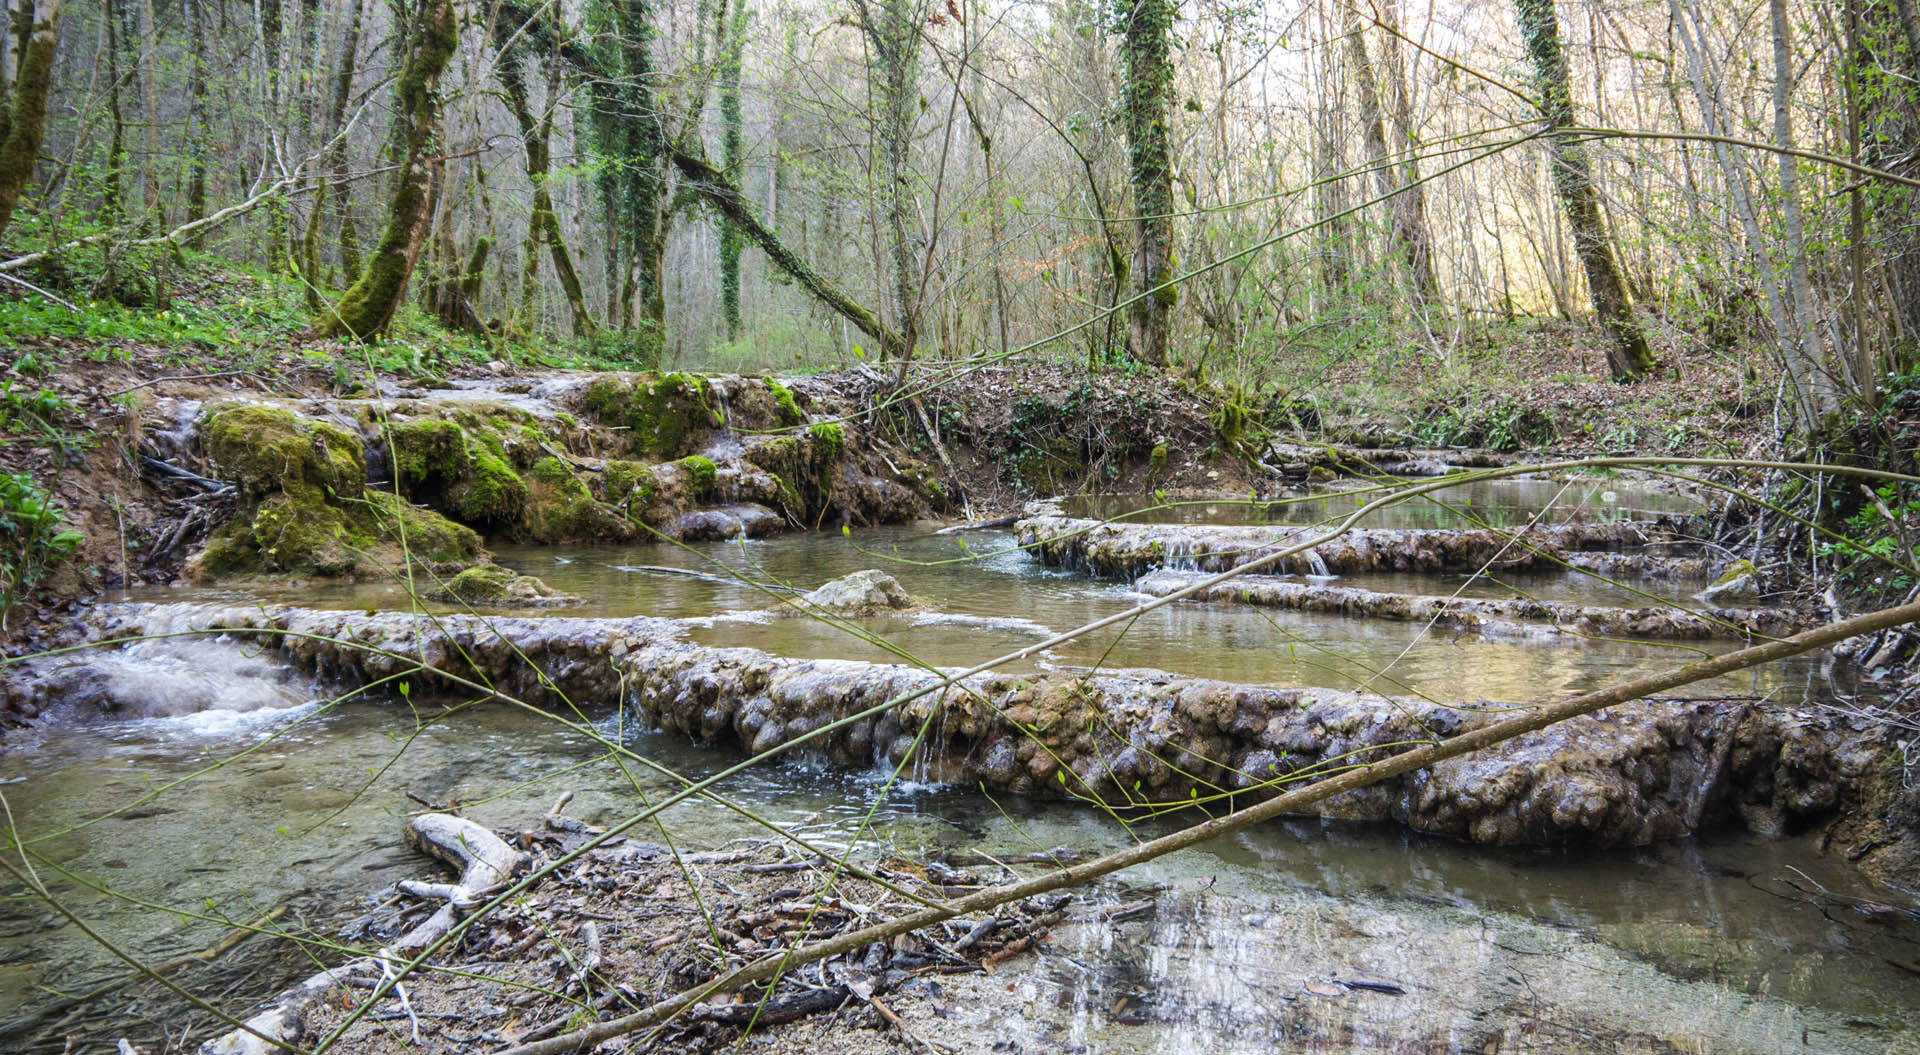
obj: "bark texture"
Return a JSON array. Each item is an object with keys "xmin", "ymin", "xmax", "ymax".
[
  {"xmin": 1515, "ymin": 0, "xmax": 1656, "ymax": 381},
  {"xmin": 0, "ymin": 0, "xmax": 60, "ymax": 242},
  {"xmin": 313, "ymin": 0, "xmax": 457, "ymax": 340}
]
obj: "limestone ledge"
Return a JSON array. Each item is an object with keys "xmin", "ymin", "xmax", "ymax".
[{"xmin": 61, "ymin": 601, "xmax": 1892, "ymax": 852}]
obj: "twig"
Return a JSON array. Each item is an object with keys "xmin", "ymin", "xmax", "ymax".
[{"xmin": 0, "ymin": 271, "xmax": 81, "ymax": 311}]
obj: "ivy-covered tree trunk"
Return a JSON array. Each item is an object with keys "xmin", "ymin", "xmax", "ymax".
[
  {"xmin": 498, "ymin": 43, "xmax": 595, "ymax": 336},
  {"xmin": 0, "ymin": 0, "xmax": 62, "ymax": 243},
  {"xmin": 1514, "ymin": 0, "xmax": 1655, "ymax": 382},
  {"xmin": 716, "ymin": 0, "xmax": 749, "ymax": 341},
  {"xmin": 1118, "ymin": 0, "xmax": 1175, "ymax": 368},
  {"xmin": 313, "ymin": 0, "xmax": 455, "ymax": 340},
  {"xmin": 855, "ymin": 0, "xmax": 922, "ymax": 359},
  {"xmin": 584, "ymin": 0, "xmax": 669, "ymax": 358}
]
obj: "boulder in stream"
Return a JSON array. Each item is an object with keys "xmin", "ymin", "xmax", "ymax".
[
  {"xmin": 799, "ymin": 570, "xmax": 920, "ymax": 614},
  {"xmin": 425, "ymin": 563, "xmax": 579, "ymax": 608}
]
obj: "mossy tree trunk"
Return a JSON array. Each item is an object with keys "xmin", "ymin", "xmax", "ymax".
[
  {"xmin": 313, "ymin": 0, "xmax": 456, "ymax": 340},
  {"xmin": 299, "ymin": 0, "xmax": 364, "ymax": 305},
  {"xmin": 583, "ymin": 0, "xmax": 669, "ymax": 358},
  {"xmin": 0, "ymin": 0, "xmax": 62, "ymax": 243},
  {"xmin": 1514, "ymin": 0, "xmax": 1655, "ymax": 382},
  {"xmin": 497, "ymin": 40, "xmax": 595, "ymax": 336},
  {"xmin": 716, "ymin": 0, "xmax": 749, "ymax": 342},
  {"xmin": 1117, "ymin": 0, "xmax": 1175, "ymax": 368},
  {"xmin": 673, "ymin": 148, "xmax": 907, "ymax": 357},
  {"xmin": 854, "ymin": 0, "xmax": 923, "ymax": 359}
]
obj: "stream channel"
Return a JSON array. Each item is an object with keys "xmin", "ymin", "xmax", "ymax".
[{"xmin": 3, "ymin": 483, "xmax": 1919, "ymax": 1052}]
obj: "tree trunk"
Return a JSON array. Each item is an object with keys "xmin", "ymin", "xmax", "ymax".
[
  {"xmin": 0, "ymin": 0, "xmax": 61, "ymax": 243},
  {"xmin": 717, "ymin": 0, "xmax": 749, "ymax": 341},
  {"xmin": 1770, "ymin": 0, "xmax": 1841, "ymax": 421},
  {"xmin": 313, "ymin": 0, "xmax": 457, "ymax": 340},
  {"xmin": 1514, "ymin": 0, "xmax": 1655, "ymax": 381},
  {"xmin": 673, "ymin": 147, "xmax": 907, "ymax": 357},
  {"xmin": 1372, "ymin": 0, "xmax": 1437, "ymax": 301},
  {"xmin": 1119, "ymin": 0, "xmax": 1175, "ymax": 367},
  {"xmin": 498, "ymin": 44, "xmax": 595, "ymax": 336},
  {"xmin": 184, "ymin": 0, "xmax": 209, "ymax": 233},
  {"xmin": 855, "ymin": 0, "xmax": 923, "ymax": 359}
]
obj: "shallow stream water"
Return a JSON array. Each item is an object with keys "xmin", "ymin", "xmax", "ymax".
[{"xmin": 3, "ymin": 508, "xmax": 1916, "ymax": 1052}]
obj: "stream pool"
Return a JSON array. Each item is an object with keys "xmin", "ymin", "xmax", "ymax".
[{"xmin": 2, "ymin": 517, "xmax": 1915, "ymax": 1053}]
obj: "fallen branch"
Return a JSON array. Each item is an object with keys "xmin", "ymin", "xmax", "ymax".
[{"xmin": 197, "ymin": 815, "xmax": 528, "ymax": 1055}]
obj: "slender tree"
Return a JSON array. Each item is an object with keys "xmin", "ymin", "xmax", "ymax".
[
  {"xmin": 1514, "ymin": 0, "xmax": 1655, "ymax": 381},
  {"xmin": 716, "ymin": 0, "xmax": 750, "ymax": 341},
  {"xmin": 1117, "ymin": 0, "xmax": 1176, "ymax": 367},
  {"xmin": 854, "ymin": 0, "xmax": 925, "ymax": 359},
  {"xmin": 498, "ymin": 39, "xmax": 596, "ymax": 336},
  {"xmin": 314, "ymin": 0, "xmax": 457, "ymax": 340}
]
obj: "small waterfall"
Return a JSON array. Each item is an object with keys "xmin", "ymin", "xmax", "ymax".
[
  {"xmin": 706, "ymin": 377, "xmax": 733, "ymax": 428},
  {"xmin": 1303, "ymin": 547, "xmax": 1332, "ymax": 578}
]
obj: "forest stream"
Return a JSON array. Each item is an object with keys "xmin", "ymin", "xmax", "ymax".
[{"xmin": 5, "ymin": 509, "xmax": 1919, "ymax": 1053}]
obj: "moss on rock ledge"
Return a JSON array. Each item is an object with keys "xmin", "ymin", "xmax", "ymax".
[
  {"xmin": 579, "ymin": 372, "xmax": 719, "ymax": 458},
  {"xmin": 189, "ymin": 402, "xmax": 484, "ymax": 581}
]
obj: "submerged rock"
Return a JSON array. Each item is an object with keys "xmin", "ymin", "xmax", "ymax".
[
  {"xmin": 800, "ymin": 570, "xmax": 919, "ymax": 614},
  {"xmin": 666, "ymin": 503, "xmax": 785, "ymax": 541},
  {"xmin": 426, "ymin": 563, "xmax": 579, "ymax": 608}
]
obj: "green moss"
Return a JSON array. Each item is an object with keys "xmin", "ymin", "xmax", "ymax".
[
  {"xmin": 678, "ymin": 455, "xmax": 717, "ymax": 498},
  {"xmin": 530, "ymin": 456, "xmax": 575, "ymax": 485},
  {"xmin": 766, "ymin": 378, "xmax": 803, "ymax": 426},
  {"xmin": 448, "ymin": 453, "xmax": 527, "ymax": 522},
  {"xmin": 579, "ymin": 372, "xmax": 716, "ymax": 458},
  {"xmin": 363, "ymin": 491, "xmax": 482, "ymax": 564},
  {"xmin": 808, "ymin": 422, "xmax": 845, "ymax": 461},
  {"xmin": 602, "ymin": 460, "xmax": 653, "ymax": 501},
  {"xmin": 441, "ymin": 563, "xmax": 513, "ymax": 602},
  {"xmin": 1147, "ymin": 442, "xmax": 1169, "ymax": 476},
  {"xmin": 201, "ymin": 403, "xmax": 365, "ymax": 502},
  {"xmin": 387, "ymin": 419, "xmax": 468, "ymax": 491},
  {"xmin": 249, "ymin": 493, "xmax": 361, "ymax": 577}
]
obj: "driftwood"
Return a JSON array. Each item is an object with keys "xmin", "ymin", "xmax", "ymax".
[{"xmin": 196, "ymin": 814, "xmax": 528, "ymax": 1055}]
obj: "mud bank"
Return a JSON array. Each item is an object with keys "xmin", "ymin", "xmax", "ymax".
[
  {"xmin": 1016, "ymin": 514, "xmax": 1702, "ymax": 580},
  {"xmin": 28, "ymin": 602, "xmax": 1905, "ymax": 860},
  {"xmin": 1131, "ymin": 569, "xmax": 1810, "ymax": 640}
]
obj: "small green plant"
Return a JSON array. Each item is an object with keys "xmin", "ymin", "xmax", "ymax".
[{"xmin": 0, "ymin": 474, "xmax": 84, "ymax": 630}]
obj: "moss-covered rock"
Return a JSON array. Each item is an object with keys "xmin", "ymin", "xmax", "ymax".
[
  {"xmin": 363, "ymin": 491, "xmax": 482, "ymax": 564},
  {"xmin": 428, "ymin": 562, "xmax": 577, "ymax": 607},
  {"xmin": 677, "ymin": 455, "xmax": 717, "ymax": 499},
  {"xmin": 448, "ymin": 452, "xmax": 527, "ymax": 523},
  {"xmin": 386, "ymin": 419, "xmax": 468, "ymax": 492},
  {"xmin": 189, "ymin": 402, "xmax": 487, "ymax": 581},
  {"xmin": 766, "ymin": 378, "xmax": 804, "ymax": 426},
  {"xmin": 202, "ymin": 403, "xmax": 364, "ymax": 502},
  {"xmin": 520, "ymin": 457, "xmax": 632, "ymax": 542},
  {"xmin": 579, "ymin": 372, "xmax": 720, "ymax": 458}
]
